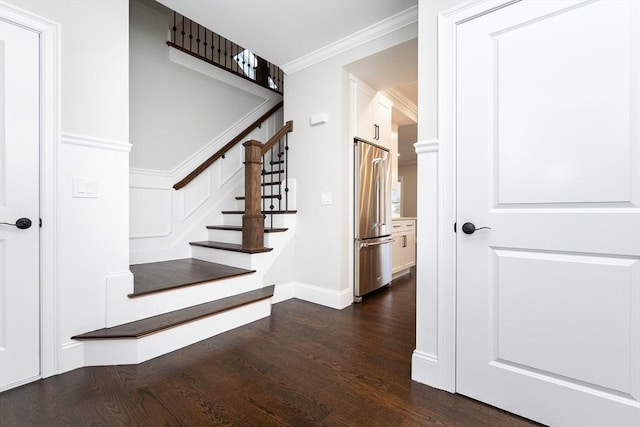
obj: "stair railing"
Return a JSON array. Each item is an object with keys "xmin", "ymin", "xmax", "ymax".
[
  {"xmin": 173, "ymin": 102, "xmax": 283, "ymax": 190},
  {"xmin": 167, "ymin": 11, "xmax": 284, "ymax": 95},
  {"xmin": 242, "ymin": 120, "xmax": 293, "ymax": 251}
]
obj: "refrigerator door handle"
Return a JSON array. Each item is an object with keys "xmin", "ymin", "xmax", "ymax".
[
  {"xmin": 359, "ymin": 238, "xmax": 394, "ymax": 249},
  {"xmin": 372, "ymin": 157, "xmax": 384, "ymax": 228}
]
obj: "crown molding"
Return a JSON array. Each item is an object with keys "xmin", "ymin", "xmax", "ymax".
[
  {"xmin": 282, "ymin": 5, "xmax": 418, "ymax": 75},
  {"xmin": 384, "ymin": 88, "xmax": 418, "ymax": 124}
]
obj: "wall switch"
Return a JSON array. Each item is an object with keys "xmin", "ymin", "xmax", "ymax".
[
  {"xmin": 73, "ymin": 178, "xmax": 98, "ymax": 198},
  {"xmin": 321, "ymin": 192, "xmax": 332, "ymax": 205}
]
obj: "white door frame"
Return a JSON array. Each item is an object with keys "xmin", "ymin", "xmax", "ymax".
[
  {"xmin": 412, "ymin": 0, "xmax": 521, "ymax": 392},
  {"xmin": 0, "ymin": 1, "xmax": 60, "ymax": 379}
]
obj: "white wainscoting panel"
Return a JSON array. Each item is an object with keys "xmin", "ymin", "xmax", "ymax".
[
  {"xmin": 130, "ymin": 186, "xmax": 172, "ymax": 238},
  {"xmin": 184, "ymin": 169, "xmax": 212, "ymax": 220}
]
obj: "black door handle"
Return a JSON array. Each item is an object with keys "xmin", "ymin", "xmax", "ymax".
[
  {"xmin": 0, "ymin": 217, "xmax": 32, "ymax": 230},
  {"xmin": 462, "ymin": 222, "xmax": 491, "ymax": 235}
]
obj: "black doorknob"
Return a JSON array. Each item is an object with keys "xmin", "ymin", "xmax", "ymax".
[
  {"xmin": 462, "ymin": 222, "xmax": 491, "ymax": 235},
  {"xmin": 0, "ymin": 217, "xmax": 32, "ymax": 230}
]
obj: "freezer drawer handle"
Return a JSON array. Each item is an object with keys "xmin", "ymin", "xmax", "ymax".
[{"xmin": 360, "ymin": 239, "xmax": 394, "ymax": 249}]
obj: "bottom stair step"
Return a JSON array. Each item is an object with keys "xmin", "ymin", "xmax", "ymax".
[{"xmin": 72, "ymin": 285, "xmax": 275, "ymax": 340}]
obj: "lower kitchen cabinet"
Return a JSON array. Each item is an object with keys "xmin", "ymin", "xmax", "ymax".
[{"xmin": 391, "ymin": 218, "xmax": 416, "ymax": 277}]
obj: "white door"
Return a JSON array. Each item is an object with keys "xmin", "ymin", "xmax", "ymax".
[
  {"xmin": 0, "ymin": 19, "xmax": 41, "ymax": 391},
  {"xmin": 456, "ymin": 1, "xmax": 640, "ymax": 426}
]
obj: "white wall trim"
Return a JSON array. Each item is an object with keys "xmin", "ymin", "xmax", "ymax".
[
  {"xmin": 412, "ymin": 0, "xmax": 518, "ymax": 394},
  {"xmin": 272, "ymin": 282, "xmax": 352, "ymax": 310},
  {"xmin": 0, "ymin": 0, "xmax": 61, "ymax": 380},
  {"xmin": 414, "ymin": 139, "xmax": 439, "ymax": 154},
  {"xmin": 272, "ymin": 282, "xmax": 295, "ymax": 304},
  {"xmin": 282, "ymin": 5, "xmax": 419, "ymax": 75},
  {"xmin": 411, "ymin": 350, "xmax": 440, "ymax": 385},
  {"xmin": 62, "ymin": 133, "xmax": 132, "ymax": 153}
]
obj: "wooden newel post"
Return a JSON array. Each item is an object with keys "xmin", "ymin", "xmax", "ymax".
[{"xmin": 242, "ymin": 140, "xmax": 264, "ymax": 250}]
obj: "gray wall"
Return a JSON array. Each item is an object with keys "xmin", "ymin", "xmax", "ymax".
[
  {"xmin": 285, "ymin": 23, "xmax": 418, "ymax": 294},
  {"xmin": 129, "ymin": 0, "xmax": 263, "ymax": 171},
  {"xmin": 398, "ymin": 123, "xmax": 417, "ymax": 217}
]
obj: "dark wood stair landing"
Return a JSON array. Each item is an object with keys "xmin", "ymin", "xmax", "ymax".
[
  {"xmin": 129, "ymin": 258, "xmax": 255, "ymax": 298},
  {"xmin": 72, "ymin": 285, "xmax": 275, "ymax": 340}
]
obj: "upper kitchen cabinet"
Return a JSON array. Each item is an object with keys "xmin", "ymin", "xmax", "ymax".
[
  {"xmin": 351, "ymin": 75, "xmax": 398, "ymax": 187},
  {"xmin": 354, "ymin": 80, "xmax": 392, "ymax": 148}
]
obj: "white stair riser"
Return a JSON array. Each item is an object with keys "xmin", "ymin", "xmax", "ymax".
[
  {"xmin": 208, "ymin": 228, "xmax": 243, "ymax": 244},
  {"xmin": 84, "ymin": 298, "xmax": 271, "ymax": 366},
  {"xmin": 235, "ymin": 199, "xmax": 291, "ymax": 212},
  {"xmin": 205, "ymin": 229, "xmax": 277, "ymax": 247},
  {"xmin": 223, "ymin": 213, "xmax": 291, "ymax": 228},
  {"xmin": 191, "ymin": 245, "xmax": 254, "ymax": 269},
  {"xmin": 106, "ymin": 273, "xmax": 262, "ymax": 327}
]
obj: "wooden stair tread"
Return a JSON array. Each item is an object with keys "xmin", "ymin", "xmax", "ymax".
[
  {"xmin": 72, "ymin": 285, "xmax": 275, "ymax": 340},
  {"xmin": 206, "ymin": 225, "xmax": 288, "ymax": 233},
  {"xmin": 190, "ymin": 241, "xmax": 273, "ymax": 253},
  {"xmin": 221, "ymin": 210, "xmax": 297, "ymax": 215},
  {"xmin": 235, "ymin": 195, "xmax": 281, "ymax": 200},
  {"xmin": 129, "ymin": 259, "xmax": 255, "ymax": 298}
]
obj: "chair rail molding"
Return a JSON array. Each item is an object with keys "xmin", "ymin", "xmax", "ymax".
[{"xmin": 62, "ymin": 133, "xmax": 132, "ymax": 153}]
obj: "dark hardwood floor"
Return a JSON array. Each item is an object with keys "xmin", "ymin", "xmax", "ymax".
[{"xmin": 0, "ymin": 274, "xmax": 539, "ymax": 426}]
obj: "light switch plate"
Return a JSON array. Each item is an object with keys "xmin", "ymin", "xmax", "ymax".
[
  {"xmin": 321, "ymin": 192, "xmax": 332, "ymax": 205},
  {"xmin": 73, "ymin": 178, "xmax": 98, "ymax": 198}
]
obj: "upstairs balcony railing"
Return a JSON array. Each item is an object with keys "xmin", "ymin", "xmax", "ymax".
[{"xmin": 167, "ymin": 11, "xmax": 284, "ymax": 95}]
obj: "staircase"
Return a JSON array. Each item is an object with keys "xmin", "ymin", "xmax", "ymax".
[{"xmin": 73, "ymin": 117, "xmax": 295, "ymax": 366}]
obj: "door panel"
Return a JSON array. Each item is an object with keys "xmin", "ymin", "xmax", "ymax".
[
  {"xmin": 456, "ymin": 1, "xmax": 640, "ymax": 425},
  {"xmin": 0, "ymin": 20, "xmax": 40, "ymax": 391},
  {"xmin": 494, "ymin": 0, "xmax": 637, "ymax": 206}
]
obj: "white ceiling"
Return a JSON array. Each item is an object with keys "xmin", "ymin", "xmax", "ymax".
[
  {"xmin": 156, "ymin": 0, "xmax": 417, "ymax": 67},
  {"xmin": 156, "ymin": 0, "xmax": 419, "ymax": 142}
]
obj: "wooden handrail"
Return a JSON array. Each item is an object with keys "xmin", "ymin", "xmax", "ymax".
[
  {"xmin": 262, "ymin": 121, "xmax": 293, "ymax": 155},
  {"xmin": 173, "ymin": 102, "xmax": 283, "ymax": 190}
]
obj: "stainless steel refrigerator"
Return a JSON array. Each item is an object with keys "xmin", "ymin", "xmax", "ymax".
[{"xmin": 354, "ymin": 138, "xmax": 393, "ymax": 301}]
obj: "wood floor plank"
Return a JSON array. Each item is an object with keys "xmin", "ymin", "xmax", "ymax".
[{"xmin": 0, "ymin": 273, "xmax": 541, "ymax": 426}]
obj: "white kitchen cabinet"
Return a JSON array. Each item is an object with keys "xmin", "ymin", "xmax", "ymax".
[
  {"xmin": 391, "ymin": 219, "xmax": 416, "ymax": 277},
  {"xmin": 355, "ymin": 82, "xmax": 376, "ymax": 141},
  {"xmin": 351, "ymin": 76, "xmax": 397, "ymax": 189}
]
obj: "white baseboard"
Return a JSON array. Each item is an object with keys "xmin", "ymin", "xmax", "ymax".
[
  {"xmin": 273, "ymin": 282, "xmax": 295, "ymax": 303},
  {"xmin": 272, "ymin": 282, "xmax": 352, "ymax": 310},
  {"xmin": 58, "ymin": 341, "xmax": 85, "ymax": 374},
  {"xmin": 411, "ymin": 350, "xmax": 453, "ymax": 392}
]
